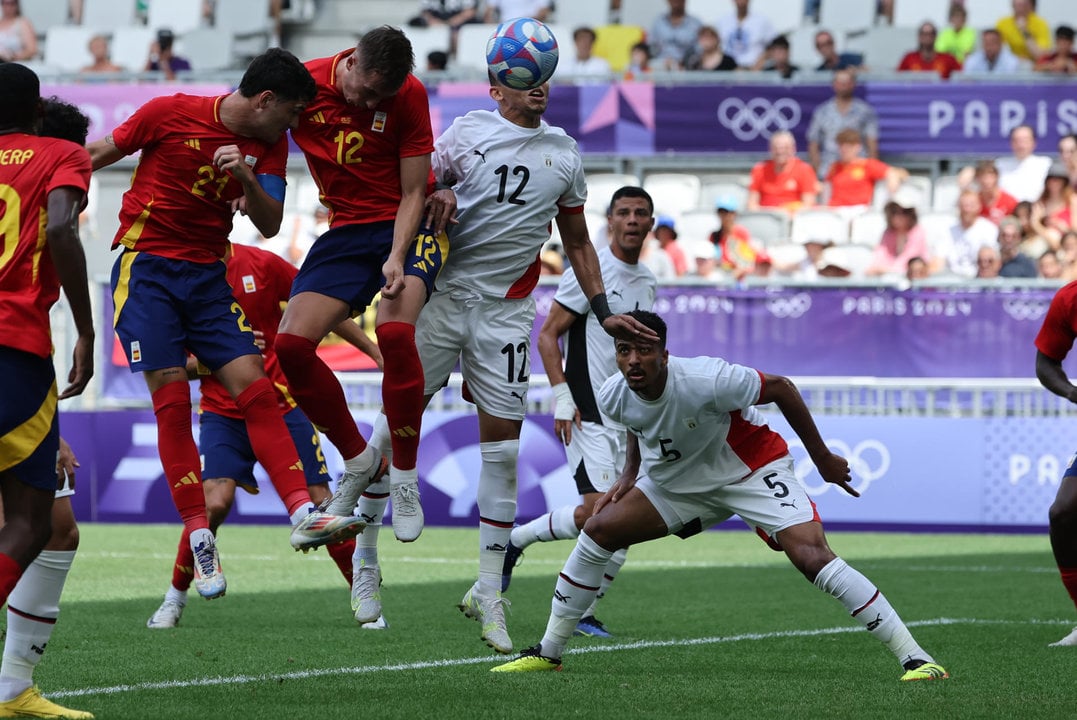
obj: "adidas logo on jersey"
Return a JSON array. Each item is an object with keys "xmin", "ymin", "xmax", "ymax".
[
  {"xmin": 309, "ymin": 111, "xmax": 327, "ymax": 124},
  {"xmin": 183, "ymin": 139, "xmax": 201, "ymax": 150}
]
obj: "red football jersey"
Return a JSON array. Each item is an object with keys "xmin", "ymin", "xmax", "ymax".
[
  {"xmin": 110, "ymin": 94, "xmax": 289, "ymax": 263},
  {"xmin": 0, "ymin": 133, "xmax": 91, "ymax": 358},
  {"xmin": 198, "ymin": 243, "xmax": 297, "ymax": 418},
  {"xmin": 826, "ymin": 158, "xmax": 889, "ymax": 207},
  {"xmin": 292, "ymin": 51, "xmax": 434, "ymax": 228},
  {"xmin": 1035, "ymin": 281, "xmax": 1077, "ymax": 362}
]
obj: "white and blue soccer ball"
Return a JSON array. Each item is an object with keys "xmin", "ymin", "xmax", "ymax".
[{"xmin": 486, "ymin": 17, "xmax": 559, "ymax": 90}]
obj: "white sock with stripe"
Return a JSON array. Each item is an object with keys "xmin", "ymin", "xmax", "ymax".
[
  {"xmin": 510, "ymin": 505, "xmax": 579, "ymax": 548},
  {"xmin": 540, "ymin": 532, "xmax": 611, "ymax": 659}
]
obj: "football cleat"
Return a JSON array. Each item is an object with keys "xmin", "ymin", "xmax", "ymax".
[
  {"xmin": 500, "ymin": 540, "xmax": 524, "ymax": 593},
  {"xmin": 320, "ymin": 453, "xmax": 388, "ymax": 516},
  {"xmin": 574, "ymin": 615, "xmax": 612, "ymax": 638},
  {"xmin": 900, "ymin": 660, "xmax": 950, "ymax": 682},
  {"xmin": 351, "ymin": 561, "xmax": 382, "ymax": 624},
  {"xmin": 490, "ymin": 644, "xmax": 562, "ymax": 673},
  {"xmin": 290, "ymin": 511, "xmax": 366, "ymax": 552},
  {"xmin": 458, "ymin": 582, "xmax": 513, "ymax": 654},
  {"xmin": 192, "ymin": 535, "xmax": 226, "ymax": 600},
  {"xmin": 390, "ymin": 479, "xmax": 424, "ymax": 542},
  {"xmin": 360, "ymin": 614, "xmax": 389, "ymax": 630},
  {"xmin": 1049, "ymin": 626, "xmax": 1077, "ymax": 646},
  {"xmin": 146, "ymin": 598, "xmax": 185, "ymax": 629},
  {"xmin": 0, "ymin": 686, "xmax": 95, "ymax": 719}
]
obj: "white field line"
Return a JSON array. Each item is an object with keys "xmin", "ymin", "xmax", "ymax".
[{"xmin": 49, "ymin": 617, "xmax": 1071, "ymax": 700}]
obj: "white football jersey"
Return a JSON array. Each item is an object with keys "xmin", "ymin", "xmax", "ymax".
[
  {"xmin": 555, "ymin": 245, "xmax": 656, "ymax": 428},
  {"xmin": 598, "ymin": 356, "xmax": 789, "ymax": 493},
  {"xmin": 433, "ymin": 109, "xmax": 587, "ymax": 298}
]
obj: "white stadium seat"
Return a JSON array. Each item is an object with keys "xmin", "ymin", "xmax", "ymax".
[
  {"xmin": 819, "ymin": 0, "xmax": 876, "ymax": 37},
  {"xmin": 932, "ymin": 175, "xmax": 962, "ymax": 213},
  {"xmin": 111, "ymin": 26, "xmax": 156, "ymax": 72},
  {"xmin": 892, "ymin": 0, "xmax": 950, "ymax": 31},
  {"xmin": 964, "ymin": 0, "xmax": 1015, "ymax": 31},
  {"xmin": 643, "ymin": 172, "xmax": 702, "ymax": 218},
  {"xmin": 403, "ymin": 26, "xmax": 452, "ymax": 68},
  {"xmin": 177, "ymin": 28, "xmax": 234, "ymax": 71},
  {"xmin": 22, "ymin": 0, "xmax": 68, "ymax": 33},
  {"xmin": 43, "ymin": 26, "xmax": 98, "ymax": 73},
  {"xmin": 848, "ymin": 210, "xmax": 887, "ymax": 245},
  {"xmin": 585, "ymin": 173, "xmax": 640, "ymax": 215},
  {"xmin": 147, "ymin": 0, "xmax": 203, "ymax": 34},
  {"xmin": 454, "ymin": 23, "xmax": 500, "ymax": 71},
  {"xmin": 791, "ymin": 208, "xmax": 850, "ymax": 246},
  {"xmin": 736, "ymin": 210, "xmax": 790, "ymax": 246},
  {"xmin": 82, "ymin": 0, "xmax": 137, "ymax": 28},
  {"xmin": 676, "ymin": 209, "xmax": 718, "ymax": 247}
]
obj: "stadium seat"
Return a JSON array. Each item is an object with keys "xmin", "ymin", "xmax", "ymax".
[
  {"xmin": 584, "ymin": 173, "xmax": 640, "ymax": 215},
  {"xmin": 111, "ymin": 26, "xmax": 156, "ymax": 72},
  {"xmin": 848, "ymin": 210, "xmax": 887, "ymax": 245},
  {"xmin": 454, "ymin": 23, "xmax": 500, "ymax": 71},
  {"xmin": 891, "ymin": 0, "xmax": 949, "ymax": 31},
  {"xmin": 791, "ymin": 208, "xmax": 850, "ymax": 245},
  {"xmin": 818, "ymin": 0, "xmax": 876, "ymax": 38},
  {"xmin": 848, "ymin": 26, "xmax": 912, "ymax": 72},
  {"xmin": 788, "ymin": 24, "xmax": 826, "ymax": 71},
  {"xmin": 932, "ymin": 175, "xmax": 962, "ymax": 213},
  {"xmin": 749, "ymin": 0, "xmax": 804, "ymax": 37},
  {"xmin": 403, "ymin": 26, "xmax": 452, "ymax": 68},
  {"xmin": 918, "ymin": 212, "xmax": 958, "ymax": 256},
  {"xmin": 765, "ymin": 241, "xmax": 808, "ymax": 269},
  {"xmin": 819, "ymin": 243, "xmax": 874, "ymax": 276},
  {"xmin": 643, "ymin": 173, "xmax": 702, "ymax": 218},
  {"xmin": 617, "ymin": 0, "xmax": 667, "ymax": 29},
  {"xmin": 964, "ymin": 0, "xmax": 1014, "ymax": 31},
  {"xmin": 698, "ymin": 173, "xmax": 750, "ymax": 211},
  {"xmin": 22, "ymin": 0, "xmax": 68, "ymax": 35},
  {"xmin": 82, "ymin": 0, "xmax": 137, "ymax": 28},
  {"xmin": 552, "ymin": 3, "xmax": 610, "ymax": 30},
  {"xmin": 43, "ymin": 26, "xmax": 98, "ymax": 73},
  {"xmin": 178, "ymin": 28, "xmax": 234, "ymax": 71},
  {"xmin": 736, "ymin": 210, "xmax": 790, "ymax": 246},
  {"xmin": 213, "ymin": 0, "xmax": 272, "ymax": 57},
  {"xmin": 676, "ymin": 209, "xmax": 718, "ymax": 247},
  {"xmin": 147, "ymin": 0, "xmax": 204, "ymax": 35},
  {"xmin": 873, "ymin": 175, "xmax": 933, "ymax": 211}
]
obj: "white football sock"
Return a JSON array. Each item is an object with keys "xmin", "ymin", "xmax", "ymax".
[
  {"xmin": 369, "ymin": 412, "xmax": 393, "ymax": 460},
  {"xmin": 541, "ymin": 532, "xmax": 611, "ymax": 659},
  {"xmin": 814, "ymin": 557, "xmax": 933, "ymax": 666},
  {"xmin": 511, "ymin": 505, "xmax": 580, "ymax": 548},
  {"xmin": 288, "ymin": 502, "xmax": 315, "ymax": 526},
  {"xmin": 477, "ymin": 440, "xmax": 518, "ymax": 595},
  {"xmin": 583, "ymin": 547, "xmax": 628, "ymax": 618},
  {"xmin": 165, "ymin": 585, "xmax": 187, "ymax": 606},
  {"xmin": 0, "ymin": 550, "xmax": 74, "ymax": 701},
  {"xmin": 343, "ymin": 444, "xmax": 377, "ymax": 475},
  {"xmin": 354, "ymin": 477, "xmax": 389, "ymax": 568}
]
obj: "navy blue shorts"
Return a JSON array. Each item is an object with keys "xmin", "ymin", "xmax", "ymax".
[
  {"xmin": 291, "ymin": 221, "xmax": 447, "ymax": 313},
  {"xmin": 199, "ymin": 407, "xmax": 329, "ymax": 491},
  {"xmin": 0, "ymin": 347, "xmax": 60, "ymax": 490},
  {"xmin": 111, "ymin": 251, "xmax": 259, "ymax": 373}
]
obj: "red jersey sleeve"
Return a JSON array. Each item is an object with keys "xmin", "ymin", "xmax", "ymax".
[
  {"xmin": 1036, "ymin": 283, "xmax": 1077, "ymax": 361},
  {"xmin": 110, "ymin": 96, "xmax": 173, "ymax": 155}
]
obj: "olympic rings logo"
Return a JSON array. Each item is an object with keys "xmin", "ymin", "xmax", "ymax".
[
  {"xmin": 717, "ymin": 97, "xmax": 802, "ymax": 141},
  {"xmin": 789, "ymin": 438, "xmax": 891, "ymax": 496},
  {"xmin": 1001, "ymin": 298, "xmax": 1049, "ymax": 322},
  {"xmin": 766, "ymin": 293, "xmax": 812, "ymax": 318}
]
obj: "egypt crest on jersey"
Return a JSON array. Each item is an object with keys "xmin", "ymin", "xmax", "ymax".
[{"xmin": 432, "ymin": 109, "xmax": 587, "ymax": 299}]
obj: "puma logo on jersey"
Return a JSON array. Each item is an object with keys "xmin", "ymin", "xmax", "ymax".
[
  {"xmin": 609, "ymin": 290, "xmax": 623, "ymax": 300},
  {"xmin": 510, "ymin": 391, "xmax": 525, "ymax": 403},
  {"xmin": 473, "ymin": 149, "xmax": 487, "ymax": 163}
]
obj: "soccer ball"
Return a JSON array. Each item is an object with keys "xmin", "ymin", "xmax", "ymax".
[{"xmin": 486, "ymin": 17, "xmax": 559, "ymax": 90}]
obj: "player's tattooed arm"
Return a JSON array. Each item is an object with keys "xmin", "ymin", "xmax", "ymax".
[{"xmin": 87, "ymin": 133, "xmax": 126, "ymax": 171}]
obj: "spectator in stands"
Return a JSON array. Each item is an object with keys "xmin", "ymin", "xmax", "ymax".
[
  {"xmin": 897, "ymin": 22, "xmax": 962, "ymax": 80},
  {"xmin": 1012, "ymin": 200, "xmax": 1051, "ymax": 256},
  {"xmin": 709, "ymin": 195, "xmax": 767, "ymax": 280},
  {"xmin": 935, "ymin": 3, "xmax": 976, "ymax": 63},
  {"xmin": 80, "ymin": 34, "xmax": 123, "ymax": 74},
  {"xmin": 408, "ymin": 0, "xmax": 479, "ymax": 54},
  {"xmin": 876, "ymin": 0, "xmax": 893, "ymax": 26},
  {"xmin": 145, "ymin": 28, "xmax": 191, "ymax": 80},
  {"xmin": 716, "ymin": 0, "xmax": 775, "ymax": 68},
  {"xmin": 907, "ymin": 256, "xmax": 930, "ymax": 281},
  {"xmin": 684, "ymin": 25, "xmax": 737, "ymax": 71},
  {"xmin": 997, "ymin": 124, "xmax": 1052, "ymax": 202},
  {"xmin": 539, "ymin": 248, "xmax": 564, "ymax": 275},
  {"xmin": 639, "ymin": 233, "xmax": 676, "ymax": 280},
  {"xmin": 996, "ymin": 0, "xmax": 1050, "ymax": 62},
  {"xmin": 1031, "ymin": 162, "xmax": 1077, "ymax": 247},
  {"xmin": 0, "ymin": 0, "xmax": 37, "ymax": 62},
  {"xmin": 1058, "ymin": 230, "xmax": 1077, "ymax": 278},
  {"xmin": 748, "ymin": 131, "xmax": 818, "ymax": 213},
  {"xmin": 961, "ymin": 28, "xmax": 1023, "ymax": 75},
  {"xmin": 1038, "ymin": 249, "xmax": 1064, "ymax": 279},
  {"xmin": 813, "ymin": 30, "xmax": 862, "ymax": 72},
  {"xmin": 560, "ymin": 27, "xmax": 612, "ymax": 77},
  {"xmin": 807, "ymin": 70, "xmax": 879, "ymax": 179},
  {"xmin": 934, "ymin": 191, "xmax": 1000, "ymax": 277},
  {"xmin": 975, "ymin": 245, "xmax": 1002, "ymax": 278},
  {"xmin": 865, "ymin": 200, "xmax": 930, "ymax": 277},
  {"xmin": 426, "ymin": 50, "xmax": 449, "ymax": 71},
  {"xmin": 1035, "ymin": 25, "xmax": 1077, "ymax": 74},
  {"xmin": 484, "ymin": 0, "xmax": 551, "ymax": 24},
  {"xmin": 653, "ymin": 216, "xmax": 688, "ymax": 277},
  {"xmin": 998, "ymin": 217, "xmax": 1039, "ymax": 277},
  {"xmin": 649, "ymin": 0, "xmax": 703, "ymax": 71},
  {"xmin": 957, "ymin": 160, "xmax": 1018, "ymax": 225},
  {"xmin": 624, "ymin": 41, "xmax": 652, "ymax": 79},
  {"xmin": 753, "ymin": 35, "xmax": 798, "ymax": 78},
  {"xmin": 825, "ymin": 129, "xmax": 907, "ymax": 209},
  {"xmin": 1059, "ymin": 134, "xmax": 1077, "ymax": 186}
]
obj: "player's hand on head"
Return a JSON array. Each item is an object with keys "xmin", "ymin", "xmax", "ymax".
[
  {"xmin": 56, "ymin": 437, "xmax": 79, "ymax": 490},
  {"xmin": 600, "ymin": 314, "xmax": 660, "ymax": 343},
  {"xmin": 817, "ymin": 451, "xmax": 859, "ymax": 497},
  {"xmin": 424, "ymin": 189, "xmax": 458, "ymax": 234},
  {"xmin": 59, "ymin": 334, "xmax": 94, "ymax": 400},
  {"xmin": 380, "ymin": 258, "xmax": 405, "ymax": 300}
]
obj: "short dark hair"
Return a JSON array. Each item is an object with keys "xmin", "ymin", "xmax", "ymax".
[
  {"xmin": 768, "ymin": 35, "xmax": 790, "ymax": 50},
  {"xmin": 238, "ymin": 47, "xmax": 316, "ymax": 103},
  {"xmin": 609, "ymin": 186, "xmax": 654, "ymax": 215},
  {"xmin": 0, "ymin": 62, "xmax": 40, "ymax": 131},
  {"xmin": 40, "ymin": 96, "xmax": 89, "ymax": 145},
  {"xmin": 624, "ymin": 309, "xmax": 667, "ymax": 348},
  {"xmin": 573, "ymin": 27, "xmax": 597, "ymax": 43},
  {"xmin": 427, "ymin": 50, "xmax": 448, "ymax": 70},
  {"xmin": 1057, "ymin": 25, "xmax": 1075, "ymax": 42},
  {"xmin": 357, "ymin": 26, "xmax": 414, "ymax": 91}
]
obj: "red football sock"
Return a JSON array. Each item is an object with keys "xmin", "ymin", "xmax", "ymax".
[
  {"xmin": 376, "ymin": 322, "xmax": 424, "ymax": 471},
  {"xmin": 0, "ymin": 552, "xmax": 23, "ymax": 606},
  {"xmin": 172, "ymin": 527, "xmax": 194, "ymax": 592},
  {"xmin": 152, "ymin": 382, "xmax": 209, "ymax": 532},
  {"xmin": 235, "ymin": 377, "xmax": 311, "ymax": 516},
  {"xmin": 276, "ymin": 333, "xmax": 367, "ymax": 459},
  {"xmin": 1060, "ymin": 567, "xmax": 1077, "ymax": 610},
  {"xmin": 326, "ymin": 538, "xmax": 356, "ymax": 586}
]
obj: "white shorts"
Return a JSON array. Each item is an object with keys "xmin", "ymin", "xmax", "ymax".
[
  {"xmin": 636, "ymin": 456, "xmax": 817, "ymax": 543},
  {"xmin": 565, "ymin": 421, "xmax": 625, "ymax": 494},
  {"xmin": 417, "ymin": 289, "xmax": 535, "ymax": 421}
]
